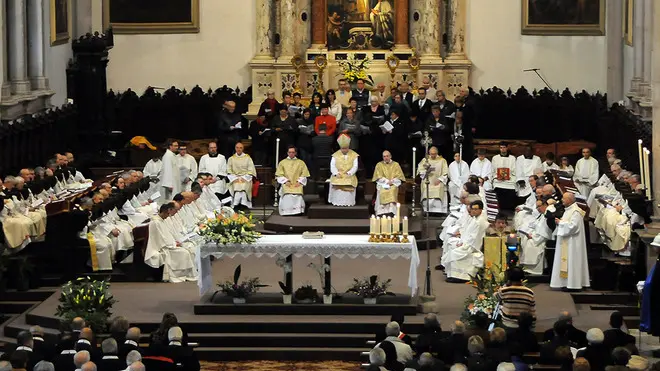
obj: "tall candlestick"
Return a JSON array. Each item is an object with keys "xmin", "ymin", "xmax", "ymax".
[
  {"xmin": 638, "ymin": 140, "xmax": 645, "ymax": 187},
  {"xmin": 412, "ymin": 147, "xmax": 417, "ymax": 178},
  {"xmin": 392, "ymin": 216, "xmax": 400, "ymax": 233},
  {"xmin": 644, "ymin": 148, "xmax": 651, "ymax": 198},
  {"xmin": 396, "ymin": 203, "xmax": 401, "ymax": 220},
  {"xmin": 380, "ymin": 216, "xmax": 386, "ymax": 234},
  {"xmin": 403, "ymin": 216, "xmax": 409, "ymax": 235},
  {"xmin": 275, "ymin": 138, "xmax": 281, "ymax": 168},
  {"xmin": 374, "ymin": 215, "xmax": 380, "ymax": 234},
  {"xmin": 369, "ymin": 215, "xmax": 375, "ymax": 234}
]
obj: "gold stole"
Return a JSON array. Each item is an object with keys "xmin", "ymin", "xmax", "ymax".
[
  {"xmin": 372, "ymin": 161, "xmax": 405, "ymax": 205},
  {"xmin": 331, "ymin": 150, "xmax": 359, "ymax": 190},
  {"xmin": 559, "ymin": 204, "xmax": 586, "ymax": 278},
  {"xmin": 229, "ymin": 154, "xmax": 255, "ymax": 195},
  {"xmin": 276, "ymin": 158, "xmax": 310, "ymax": 195},
  {"xmin": 87, "ymin": 232, "xmax": 100, "ymax": 272}
]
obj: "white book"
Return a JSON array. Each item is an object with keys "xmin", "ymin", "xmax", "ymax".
[
  {"xmin": 379, "ymin": 121, "xmax": 394, "ymax": 132},
  {"xmin": 149, "ymin": 191, "xmax": 161, "ymax": 201}
]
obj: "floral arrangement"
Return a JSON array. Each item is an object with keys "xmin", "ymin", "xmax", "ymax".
[
  {"xmin": 461, "ymin": 263, "xmax": 507, "ymax": 324},
  {"xmin": 211, "ymin": 265, "xmax": 268, "ymax": 301},
  {"xmin": 308, "ymin": 259, "xmax": 331, "ymax": 295},
  {"xmin": 337, "ymin": 54, "xmax": 375, "ymax": 86},
  {"xmin": 198, "ymin": 209, "xmax": 261, "ymax": 245},
  {"xmin": 55, "ymin": 277, "xmax": 116, "ymax": 333},
  {"xmin": 294, "ymin": 284, "xmax": 318, "ymax": 303},
  {"xmin": 346, "ymin": 275, "xmax": 394, "ymax": 298}
]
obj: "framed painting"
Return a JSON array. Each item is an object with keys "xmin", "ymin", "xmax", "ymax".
[
  {"xmin": 103, "ymin": 0, "xmax": 200, "ymax": 34},
  {"xmin": 623, "ymin": 0, "xmax": 633, "ymax": 46},
  {"xmin": 327, "ymin": 0, "xmax": 395, "ymax": 50},
  {"xmin": 521, "ymin": 0, "xmax": 605, "ymax": 36},
  {"xmin": 50, "ymin": 0, "xmax": 71, "ymax": 46}
]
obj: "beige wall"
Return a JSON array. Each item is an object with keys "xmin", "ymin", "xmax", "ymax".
[{"xmin": 99, "ymin": 0, "xmax": 608, "ymax": 93}]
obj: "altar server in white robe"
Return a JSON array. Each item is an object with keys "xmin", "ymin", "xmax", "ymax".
[
  {"xmin": 143, "ymin": 154, "xmax": 163, "ymax": 179},
  {"xmin": 470, "ymin": 148, "xmax": 492, "ymax": 191},
  {"xmin": 519, "ymin": 199, "xmax": 553, "ymax": 275},
  {"xmin": 542, "ymin": 152, "xmax": 559, "ymax": 172},
  {"xmin": 448, "ymin": 153, "xmax": 470, "ymax": 206},
  {"xmin": 161, "ymin": 140, "xmax": 181, "ymax": 202},
  {"xmin": 573, "ymin": 148, "xmax": 599, "ymax": 198},
  {"xmin": 177, "ymin": 143, "xmax": 198, "ymax": 192},
  {"xmin": 417, "ymin": 146, "xmax": 448, "ymax": 214},
  {"xmin": 491, "ymin": 142, "xmax": 517, "ymax": 212},
  {"xmin": 198, "ymin": 141, "xmax": 227, "ymax": 197},
  {"xmin": 227, "ymin": 142, "xmax": 257, "ymax": 209},
  {"xmin": 329, "ymin": 134, "xmax": 359, "ymax": 206},
  {"xmin": 550, "ymin": 192, "xmax": 590, "ymax": 290},
  {"xmin": 372, "ymin": 151, "xmax": 406, "ymax": 216},
  {"xmin": 144, "ymin": 203, "xmax": 197, "ymax": 283},
  {"xmin": 276, "ymin": 146, "xmax": 310, "ymax": 215},
  {"xmin": 441, "ymin": 200, "xmax": 490, "ymax": 282},
  {"xmin": 515, "ymin": 147, "xmax": 542, "ymax": 198},
  {"xmin": 513, "ymin": 175, "xmax": 540, "ymax": 230}
]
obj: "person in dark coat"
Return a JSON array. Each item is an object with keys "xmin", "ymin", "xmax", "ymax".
[
  {"xmin": 362, "ymin": 98, "xmax": 386, "ymax": 176},
  {"xmin": 605, "ymin": 347, "xmax": 632, "ymax": 371},
  {"xmin": 217, "ymin": 100, "xmax": 248, "ymax": 158},
  {"xmin": 248, "ymin": 115, "xmax": 274, "ymax": 166},
  {"xmin": 426, "ymin": 104, "xmax": 453, "ymax": 161},
  {"xmin": 52, "ymin": 333, "xmax": 76, "ymax": 371},
  {"xmin": 295, "ymin": 109, "xmax": 315, "ymax": 170},
  {"xmin": 414, "ymin": 313, "xmax": 445, "ymax": 356},
  {"xmin": 540, "ymin": 320, "xmax": 576, "ymax": 365},
  {"xmin": 30, "ymin": 326, "xmax": 56, "ymax": 363},
  {"xmin": 311, "ymin": 124, "xmax": 334, "ymax": 180},
  {"xmin": 466, "ymin": 335, "xmax": 496, "ymax": 371},
  {"xmin": 577, "ymin": 328, "xmax": 611, "ymax": 371},
  {"xmin": 465, "ymin": 312, "xmax": 491, "ymax": 347},
  {"xmin": 13, "ymin": 331, "xmax": 38, "ymax": 371},
  {"xmin": 603, "ymin": 311, "xmax": 636, "ymax": 353},
  {"xmin": 166, "ymin": 327, "xmax": 200, "ymax": 371},
  {"xmin": 257, "ymin": 90, "xmax": 279, "ymax": 122},
  {"xmin": 507, "ymin": 312, "xmax": 540, "ymax": 354},
  {"xmin": 378, "ymin": 340, "xmax": 405, "ymax": 371},
  {"xmin": 640, "ymin": 237, "xmax": 660, "ymax": 357},
  {"xmin": 542, "ymin": 312, "xmax": 587, "ymax": 348},
  {"xmin": 119, "ymin": 327, "xmax": 141, "ymax": 361},
  {"xmin": 271, "ymin": 104, "xmax": 297, "ymax": 161},
  {"xmin": 412, "ymin": 87, "xmax": 433, "ymax": 123},
  {"xmin": 382, "ymin": 108, "xmax": 407, "ymax": 163},
  {"xmin": 439, "ymin": 321, "xmax": 469, "ymax": 365},
  {"xmin": 485, "ymin": 328, "xmax": 511, "ymax": 364},
  {"xmin": 98, "ymin": 338, "xmax": 124, "ymax": 371}
]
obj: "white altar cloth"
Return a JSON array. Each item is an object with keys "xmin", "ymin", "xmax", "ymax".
[{"xmin": 197, "ymin": 234, "xmax": 419, "ymax": 296}]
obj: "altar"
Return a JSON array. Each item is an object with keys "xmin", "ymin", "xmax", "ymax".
[{"xmin": 196, "ymin": 234, "xmax": 419, "ymax": 296}]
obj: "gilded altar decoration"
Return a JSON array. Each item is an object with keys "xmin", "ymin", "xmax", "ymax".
[
  {"xmin": 50, "ymin": 0, "xmax": 71, "ymax": 46},
  {"xmin": 521, "ymin": 0, "xmax": 605, "ymax": 36},
  {"xmin": 327, "ymin": 0, "xmax": 395, "ymax": 50},
  {"xmin": 103, "ymin": 0, "xmax": 200, "ymax": 34},
  {"xmin": 337, "ymin": 54, "xmax": 374, "ymax": 86}
]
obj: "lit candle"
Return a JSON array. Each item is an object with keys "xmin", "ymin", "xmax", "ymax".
[
  {"xmin": 275, "ymin": 138, "xmax": 281, "ymax": 169},
  {"xmin": 392, "ymin": 216, "xmax": 400, "ymax": 233},
  {"xmin": 412, "ymin": 147, "xmax": 417, "ymax": 178},
  {"xmin": 386, "ymin": 216, "xmax": 392, "ymax": 234},
  {"xmin": 374, "ymin": 215, "xmax": 381, "ymax": 234},
  {"xmin": 396, "ymin": 203, "xmax": 401, "ymax": 220},
  {"xmin": 403, "ymin": 216, "xmax": 409, "ymax": 235},
  {"xmin": 380, "ymin": 216, "xmax": 387, "ymax": 234},
  {"xmin": 369, "ymin": 215, "xmax": 374, "ymax": 234},
  {"xmin": 644, "ymin": 148, "xmax": 651, "ymax": 198},
  {"xmin": 638, "ymin": 140, "xmax": 645, "ymax": 188}
]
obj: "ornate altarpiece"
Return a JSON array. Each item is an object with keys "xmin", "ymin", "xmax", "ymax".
[{"xmin": 247, "ymin": 0, "xmax": 471, "ymax": 117}]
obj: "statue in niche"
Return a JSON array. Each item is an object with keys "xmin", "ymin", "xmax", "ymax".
[{"xmin": 326, "ymin": 0, "xmax": 395, "ymax": 50}]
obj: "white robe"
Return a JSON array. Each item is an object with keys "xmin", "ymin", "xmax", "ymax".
[
  {"xmin": 143, "ymin": 159, "xmax": 163, "ymax": 178},
  {"xmin": 277, "ymin": 163, "xmax": 308, "ymax": 216},
  {"xmin": 542, "ymin": 162, "xmax": 559, "ymax": 172},
  {"xmin": 491, "ymin": 155, "xmax": 517, "ymax": 190},
  {"xmin": 144, "ymin": 215, "xmax": 197, "ymax": 283},
  {"xmin": 227, "ymin": 153, "xmax": 256, "ymax": 208},
  {"xmin": 161, "ymin": 150, "xmax": 181, "ymax": 202},
  {"xmin": 84, "ymin": 222, "xmax": 114, "ymax": 271},
  {"xmin": 178, "ymin": 154, "xmax": 198, "ymax": 192},
  {"xmin": 519, "ymin": 213, "xmax": 552, "ymax": 275},
  {"xmin": 198, "ymin": 154, "xmax": 228, "ymax": 195},
  {"xmin": 470, "ymin": 158, "xmax": 493, "ymax": 191},
  {"xmin": 328, "ymin": 156, "xmax": 359, "ymax": 207},
  {"xmin": 515, "ymin": 155, "xmax": 542, "ymax": 197},
  {"xmin": 573, "ymin": 157, "xmax": 599, "ymax": 198},
  {"xmin": 441, "ymin": 213, "xmax": 490, "ymax": 280},
  {"xmin": 448, "ymin": 160, "xmax": 469, "ymax": 206},
  {"xmin": 559, "ymin": 165, "xmax": 574, "ymax": 177},
  {"xmin": 550, "ymin": 203, "xmax": 590, "ymax": 290},
  {"xmin": 375, "ymin": 177, "xmax": 402, "ymax": 216}
]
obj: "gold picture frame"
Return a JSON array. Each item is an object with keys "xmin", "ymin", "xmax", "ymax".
[
  {"xmin": 50, "ymin": 0, "xmax": 71, "ymax": 46},
  {"xmin": 521, "ymin": 0, "xmax": 605, "ymax": 36},
  {"xmin": 103, "ymin": 0, "xmax": 200, "ymax": 34},
  {"xmin": 624, "ymin": 0, "xmax": 633, "ymax": 46}
]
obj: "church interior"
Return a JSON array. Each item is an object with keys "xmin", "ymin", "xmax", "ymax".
[{"xmin": 1, "ymin": 0, "xmax": 660, "ymax": 370}]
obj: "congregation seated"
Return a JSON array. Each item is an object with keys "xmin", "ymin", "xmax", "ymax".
[
  {"xmin": 576, "ymin": 328, "xmax": 610, "ymax": 371},
  {"xmin": 118, "ymin": 328, "xmax": 141, "ymax": 360},
  {"xmin": 98, "ymin": 338, "xmax": 123, "ymax": 371},
  {"xmin": 414, "ymin": 313, "xmax": 444, "ymax": 356},
  {"xmin": 603, "ymin": 312, "xmax": 637, "ymax": 354},
  {"xmin": 374, "ymin": 321, "xmax": 413, "ymax": 364}
]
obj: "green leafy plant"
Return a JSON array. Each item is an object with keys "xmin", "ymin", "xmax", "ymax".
[
  {"xmin": 346, "ymin": 275, "xmax": 394, "ymax": 298},
  {"xmin": 55, "ymin": 277, "xmax": 116, "ymax": 333},
  {"xmin": 294, "ymin": 284, "xmax": 318, "ymax": 302},
  {"xmin": 211, "ymin": 265, "xmax": 268, "ymax": 301},
  {"xmin": 278, "ymin": 281, "xmax": 292, "ymax": 295}
]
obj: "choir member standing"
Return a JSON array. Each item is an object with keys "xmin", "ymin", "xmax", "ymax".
[
  {"xmin": 573, "ymin": 148, "xmax": 599, "ymax": 198},
  {"xmin": 314, "ymin": 104, "xmax": 337, "ymax": 136},
  {"xmin": 448, "ymin": 153, "xmax": 470, "ymax": 206},
  {"xmin": 161, "ymin": 140, "xmax": 181, "ymax": 202},
  {"xmin": 426, "ymin": 105, "xmax": 453, "ymax": 161},
  {"xmin": 412, "ymin": 87, "xmax": 433, "ymax": 123},
  {"xmin": 351, "ymin": 79, "xmax": 371, "ymax": 109},
  {"xmin": 491, "ymin": 142, "xmax": 517, "ymax": 213},
  {"xmin": 198, "ymin": 142, "xmax": 227, "ymax": 199},
  {"xmin": 372, "ymin": 150, "xmax": 405, "ymax": 216},
  {"xmin": 515, "ymin": 146, "xmax": 542, "ymax": 201},
  {"xmin": 470, "ymin": 148, "xmax": 492, "ymax": 191},
  {"xmin": 272, "ymin": 104, "xmax": 297, "ymax": 160},
  {"xmin": 177, "ymin": 143, "xmax": 198, "ymax": 192},
  {"xmin": 218, "ymin": 100, "xmax": 247, "ymax": 158},
  {"xmin": 275, "ymin": 146, "xmax": 310, "ymax": 215},
  {"xmin": 381, "ymin": 108, "xmax": 407, "ymax": 163}
]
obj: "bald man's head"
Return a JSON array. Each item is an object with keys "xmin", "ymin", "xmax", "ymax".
[
  {"xmin": 562, "ymin": 192, "xmax": 575, "ymax": 207},
  {"xmin": 126, "ymin": 327, "xmax": 141, "ymax": 341},
  {"xmin": 542, "ymin": 184, "xmax": 555, "ymax": 196},
  {"xmin": 72, "ymin": 317, "xmax": 85, "ymax": 331},
  {"xmin": 81, "ymin": 361, "xmax": 97, "ymax": 371},
  {"xmin": 74, "ymin": 351, "xmax": 90, "ymax": 367},
  {"xmin": 558, "ymin": 311, "xmax": 573, "ymax": 324},
  {"xmin": 80, "ymin": 327, "xmax": 93, "ymax": 341}
]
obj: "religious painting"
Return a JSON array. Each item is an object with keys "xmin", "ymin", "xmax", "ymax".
[
  {"xmin": 623, "ymin": 0, "xmax": 633, "ymax": 46},
  {"xmin": 327, "ymin": 0, "xmax": 395, "ymax": 50},
  {"xmin": 50, "ymin": 0, "xmax": 71, "ymax": 46},
  {"xmin": 103, "ymin": 0, "xmax": 200, "ymax": 34},
  {"xmin": 521, "ymin": 0, "xmax": 605, "ymax": 36}
]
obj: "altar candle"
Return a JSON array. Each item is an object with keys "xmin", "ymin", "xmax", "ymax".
[
  {"xmin": 392, "ymin": 217, "xmax": 400, "ymax": 233},
  {"xmin": 639, "ymin": 140, "xmax": 645, "ymax": 188},
  {"xmin": 396, "ymin": 203, "xmax": 401, "ymax": 220},
  {"xmin": 403, "ymin": 216, "xmax": 409, "ymax": 235},
  {"xmin": 375, "ymin": 216, "xmax": 381, "ymax": 234},
  {"xmin": 380, "ymin": 216, "xmax": 387, "ymax": 234},
  {"xmin": 275, "ymin": 138, "xmax": 280, "ymax": 169},
  {"xmin": 386, "ymin": 216, "xmax": 392, "ymax": 234},
  {"xmin": 412, "ymin": 147, "xmax": 417, "ymax": 177},
  {"xmin": 644, "ymin": 148, "xmax": 652, "ymax": 198}
]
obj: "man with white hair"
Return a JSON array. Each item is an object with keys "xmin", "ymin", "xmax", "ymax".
[
  {"xmin": 375, "ymin": 321, "xmax": 413, "ymax": 363},
  {"xmin": 74, "ymin": 350, "xmax": 91, "ymax": 371},
  {"xmin": 33, "ymin": 361, "xmax": 55, "ymax": 371},
  {"xmin": 119, "ymin": 328, "xmax": 141, "ymax": 359},
  {"xmin": 368, "ymin": 347, "xmax": 386, "ymax": 369},
  {"xmin": 167, "ymin": 326, "xmax": 200, "ymax": 371},
  {"xmin": 497, "ymin": 362, "xmax": 516, "ymax": 371},
  {"xmin": 450, "ymin": 364, "xmax": 467, "ymax": 371},
  {"xmin": 0, "ymin": 360, "xmax": 10, "ymax": 371},
  {"xmin": 128, "ymin": 361, "xmax": 145, "ymax": 371},
  {"xmin": 125, "ymin": 350, "xmax": 142, "ymax": 367},
  {"xmin": 372, "ymin": 150, "xmax": 405, "ymax": 216},
  {"xmin": 576, "ymin": 328, "xmax": 608, "ymax": 371},
  {"xmin": 550, "ymin": 192, "xmax": 590, "ymax": 290},
  {"xmin": 81, "ymin": 361, "xmax": 97, "ymax": 371},
  {"xmin": 99, "ymin": 338, "xmax": 124, "ymax": 371}
]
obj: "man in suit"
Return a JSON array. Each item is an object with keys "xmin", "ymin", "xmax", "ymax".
[
  {"xmin": 399, "ymin": 82, "xmax": 414, "ymax": 106},
  {"xmin": 218, "ymin": 100, "xmax": 248, "ymax": 158},
  {"xmin": 119, "ymin": 328, "xmax": 142, "ymax": 361},
  {"xmin": 98, "ymin": 339, "xmax": 124, "ymax": 371},
  {"xmin": 413, "ymin": 87, "xmax": 433, "ymax": 123},
  {"xmin": 30, "ymin": 326, "xmax": 55, "ymax": 363},
  {"xmin": 436, "ymin": 90, "xmax": 456, "ymax": 120},
  {"xmin": 542, "ymin": 311, "xmax": 587, "ymax": 348},
  {"xmin": 14, "ymin": 331, "xmax": 39, "ymax": 371},
  {"xmin": 603, "ymin": 311, "xmax": 636, "ymax": 352},
  {"xmin": 74, "ymin": 328, "xmax": 98, "ymax": 362},
  {"xmin": 167, "ymin": 327, "xmax": 200, "ymax": 371},
  {"xmin": 426, "ymin": 105, "xmax": 453, "ymax": 161},
  {"xmin": 540, "ymin": 320, "xmax": 576, "ymax": 365},
  {"xmin": 71, "ymin": 318, "xmax": 85, "ymax": 341},
  {"xmin": 51, "ymin": 333, "xmax": 76, "ymax": 371}
]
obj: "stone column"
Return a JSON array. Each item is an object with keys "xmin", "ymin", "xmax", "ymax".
[
  {"xmin": 27, "ymin": 0, "xmax": 48, "ymax": 90},
  {"xmin": 606, "ymin": 0, "xmax": 624, "ymax": 104},
  {"xmin": 631, "ymin": 0, "xmax": 644, "ymax": 97},
  {"xmin": 310, "ymin": 0, "xmax": 326, "ymax": 49},
  {"xmin": 652, "ymin": 0, "xmax": 660, "ymax": 216},
  {"xmin": 0, "ymin": 0, "xmax": 12, "ymax": 100},
  {"xmin": 255, "ymin": 0, "xmax": 274, "ymax": 59},
  {"xmin": 641, "ymin": 0, "xmax": 653, "ymax": 103},
  {"xmin": 296, "ymin": 0, "xmax": 311, "ymax": 56},
  {"xmin": 279, "ymin": 0, "xmax": 296, "ymax": 57},
  {"xmin": 394, "ymin": 0, "xmax": 410, "ymax": 49},
  {"xmin": 446, "ymin": 0, "xmax": 467, "ymax": 59},
  {"xmin": 6, "ymin": 0, "xmax": 31, "ymax": 95},
  {"xmin": 410, "ymin": 0, "xmax": 441, "ymax": 57}
]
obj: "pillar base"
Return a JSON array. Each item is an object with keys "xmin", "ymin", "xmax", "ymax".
[
  {"xmin": 30, "ymin": 76, "xmax": 49, "ymax": 91},
  {"xmin": 392, "ymin": 44, "xmax": 412, "ymax": 52},
  {"xmin": 445, "ymin": 52, "xmax": 468, "ymax": 61},
  {"xmin": 1, "ymin": 83, "xmax": 11, "ymax": 100},
  {"xmin": 11, "ymin": 80, "xmax": 31, "ymax": 95}
]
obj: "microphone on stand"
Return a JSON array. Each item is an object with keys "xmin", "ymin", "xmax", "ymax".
[
  {"xmin": 523, "ymin": 68, "xmax": 552, "ymax": 90},
  {"xmin": 522, "ymin": 68, "xmax": 540, "ymax": 72}
]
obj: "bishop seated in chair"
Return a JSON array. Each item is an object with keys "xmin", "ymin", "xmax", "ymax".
[
  {"xmin": 372, "ymin": 150, "xmax": 405, "ymax": 216},
  {"xmin": 227, "ymin": 142, "xmax": 257, "ymax": 211},
  {"xmin": 276, "ymin": 146, "xmax": 310, "ymax": 215},
  {"xmin": 328, "ymin": 134, "xmax": 360, "ymax": 207}
]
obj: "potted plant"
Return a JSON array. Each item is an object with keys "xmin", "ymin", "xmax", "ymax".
[
  {"xmin": 55, "ymin": 277, "xmax": 116, "ymax": 333},
  {"xmin": 212, "ymin": 265, "xmax": 268, "ymax": 304},
  {"xmin": 347, "ymin": 275, "xmax": 395, "ymax": 304},
  {"xmin": 279, "ymin": 281, "xmax": 292, "ymax": 304},
  {"xmin": 308, "ymin": 260, "xmax": 332, "ymax": 304},
  {"xmin": 294, "ymin": 284, "xmax": 318, "ymax": 304}
]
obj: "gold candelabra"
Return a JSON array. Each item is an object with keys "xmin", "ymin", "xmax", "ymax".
[{"xmin": 313, "ymin": 55, "xmax": 327, "ymax": 94}]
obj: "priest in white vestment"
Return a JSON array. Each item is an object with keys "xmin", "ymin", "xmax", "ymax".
[
  {"xmin": 519, "ymin": 199, "xmax": 553, "ymax": 275},
  {"xmin": 550, "ymin": 192, "xmax": 590, "ymax": 290},
  {"xmin": 573, "ymin": 148, "xmax": 599, "ymax": 198},
  {"xmin": 144, "ymin": 203, "xmax": 197, "ymax": 283},
  {"xmin": 227, "ymin": 142, "xmax": 257, "ymax": 209},
  {"xmin": 515, "ymin": 147, "xmax": 542, "ymax": 198},
  {"xmin": 448, "ymin": 153, "xmax": 469, "ymax": 206},
  {"xmin": 470, "ymin": 149, "xmax": 492, "ymax": 191},
  {"xmin": 441, "ymin": 200, "xmax": 490, "ymax": 282},
  {"xmin": 417, "ymin": 146, "xmax": 448, "ymax": 214},
  {"xmin": 161, "ymin": 140, "xmax": 181, "ymax": 202},
  {"xmin": 177, "ymin": 144, "xmax": 198, "ymax": 192},
  {"xmin": 329, "ymin": 134, "xmax": 359, "ymax": 206},
  {"xmin": 594, "ymin": 200, "xmax": 632, "ymax": 253},
  {"xmin": 372, "ymin": 151, "xmax": 406, "ymax": 216},
  {"xmin": 143, "ymin": 155, "xmax": 163, "ymax": 179},
  {"xmin": 491, "ymin": 142, "xmax": 517, "ymax": 212},
  {"xmin": 198, "ymin": 141, "xmax": 228, "ymax": 197},
  {"xmin": 276, "ymin": 146, "xmax": 310, "ymax": 215}
]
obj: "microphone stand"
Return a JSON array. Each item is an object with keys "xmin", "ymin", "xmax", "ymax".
[{"xmin": 523, "ymin": 68, "xmax": 553, "ymax": 90}]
